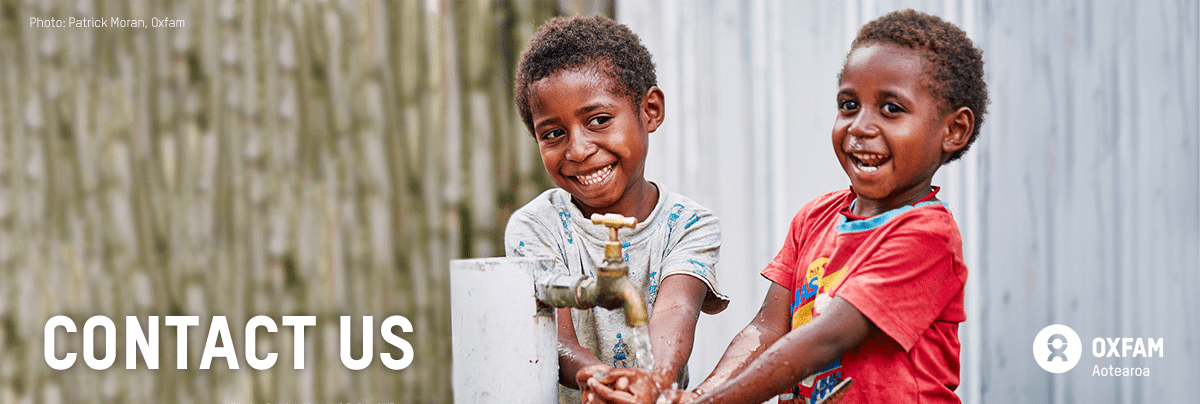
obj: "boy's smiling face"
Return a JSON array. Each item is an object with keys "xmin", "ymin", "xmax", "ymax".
[
  {"xmin": 528, "ymin": 65, "xmax": 662, "ymax": 221},
  {"xmin": 834, "ymin": 44, "xmax": 968, "ymax": 217}
]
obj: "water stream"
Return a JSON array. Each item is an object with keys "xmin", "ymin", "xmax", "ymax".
[{"xmin": 628, "ymin": 325, "xmax": 654, "ymax": 371}]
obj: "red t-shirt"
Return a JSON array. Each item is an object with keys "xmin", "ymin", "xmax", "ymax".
[{"xmin": 761, "ymin": 189, "xmax": 966, "ymax": 404}]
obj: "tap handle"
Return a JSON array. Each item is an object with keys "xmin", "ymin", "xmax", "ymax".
[{"xmin": 590, "ymin": 213, "xmax": 637, "ymax": 242}]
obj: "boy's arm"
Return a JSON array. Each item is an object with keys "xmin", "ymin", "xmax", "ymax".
[
  {"xmin": 693, "ymin": 296, "xmax": 874, "ymax": 404},
  {"xmin": 557, "ymin": 307, "xmax": 609, "ymax": 389},
  {"xmin": 689, "ymin": 282, "xmax": 792, "ymax": 396},
  {"xmin": 646, "ymin": 274, "xmax": 707, "ymax": 387}
]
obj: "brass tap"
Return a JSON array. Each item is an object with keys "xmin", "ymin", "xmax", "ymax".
[
  {"xmin": 590, "ymin": 213, "xmax": 648, "ymax": 327},
  {"xmin": 533, "ymin": 213, "xmax": 649, "ymax": 327}
]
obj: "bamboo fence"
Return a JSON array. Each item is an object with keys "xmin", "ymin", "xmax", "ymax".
[{"xmin": 0, "ymin": 0, "xmax": 611, "ymax": 402}]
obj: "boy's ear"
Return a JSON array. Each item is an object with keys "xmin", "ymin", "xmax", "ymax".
[
  {"xmin": 942, "ymin": 106, "xmax": 974, "ymax": 155},
  {"xmin": 641, "ymin": 86, "xmax": 665, "ymax": 133}
]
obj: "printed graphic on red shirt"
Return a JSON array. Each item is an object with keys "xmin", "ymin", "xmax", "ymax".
[{"xmin": 788, "ymin": 257, "xmax": 852, "ymax": 403}]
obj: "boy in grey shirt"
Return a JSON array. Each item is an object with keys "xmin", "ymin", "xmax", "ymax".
[{"xmin": 505, "ymin": 16, "xmax": 729, "ymax": 404}]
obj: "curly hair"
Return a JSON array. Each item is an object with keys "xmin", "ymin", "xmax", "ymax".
[
  {"xmin": 843, "ymin": 9, "xmax": 989, "ymax": 163},
  {"xmin": 514, "ymin": 16, "xmax": 657, "ymax": 135}
]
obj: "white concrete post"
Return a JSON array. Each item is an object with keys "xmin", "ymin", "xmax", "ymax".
[{"xmin": 451, "ymin": 258, "xmax": 558, "ymax": 403}]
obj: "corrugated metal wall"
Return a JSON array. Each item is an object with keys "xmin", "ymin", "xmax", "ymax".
[{"xmin": 619, "ymin": 0, "xmax": 1198, "ymax": 402}]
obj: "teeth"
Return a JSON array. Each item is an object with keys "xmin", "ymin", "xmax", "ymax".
[
  {"xmin": 576, "ymin": 164, "xmax": 613, "ymax": 185},
  {"xmin": 852, "ymin": 153, "xmax": 889, "ymax": 167}
]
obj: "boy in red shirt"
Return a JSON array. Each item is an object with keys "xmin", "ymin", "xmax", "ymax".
[{"xmin": 647, "ymin": 9, "xmax": 989, "ymax": 404}]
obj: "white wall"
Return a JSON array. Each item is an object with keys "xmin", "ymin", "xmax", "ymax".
[{"xmin": 618, "ymin": 0, "xmax": 1199, "ymax": 402}]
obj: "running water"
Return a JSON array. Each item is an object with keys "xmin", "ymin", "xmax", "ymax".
[{"xmin": 628, "ymin": 325, "xmax": 655, "ymax": 371}]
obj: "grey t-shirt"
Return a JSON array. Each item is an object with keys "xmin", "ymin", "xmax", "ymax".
[{"xmin": 504, "ymin": 183, "xmax": 728, "ymax": 402}]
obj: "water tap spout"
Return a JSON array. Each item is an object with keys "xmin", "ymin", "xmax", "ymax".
[
  {"xmin": 533, "ymin": 213, "xmax": 649, "ymax": 327},
  {"xmin": 613, "ymin": 274, "xmax": 649, "ymax": 327}
]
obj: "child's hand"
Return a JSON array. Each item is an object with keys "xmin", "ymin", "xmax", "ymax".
[
  {"xmin": 583, "ymin": 367, "xmax": 661, "ymax": 404},
  {"xmin": 577, "ymin": 364, "xmax": 614, "ymax": 403}
]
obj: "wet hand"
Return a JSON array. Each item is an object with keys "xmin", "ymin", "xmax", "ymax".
[
  {"xmin": 577, "ymin": 364, "xmax": 614, "ymax": 404},
  {"xmin": 587, "ymin": 367, "xmax": 661, "ymax": 404}
]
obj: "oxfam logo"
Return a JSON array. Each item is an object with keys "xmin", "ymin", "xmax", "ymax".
[{"xmin": 1033, "ymin": 324, "xmax": 1082, "ymax": 373}]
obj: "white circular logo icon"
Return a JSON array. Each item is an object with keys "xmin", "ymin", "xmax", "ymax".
[{"xmin": 1033, "ymin": 324, "xmax": 1081, "ymax": 373}]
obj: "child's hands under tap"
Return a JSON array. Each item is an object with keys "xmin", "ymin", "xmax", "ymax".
[{"xmin": 582, "ymin": 366, "xmax": 663, "ymax": 404}]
